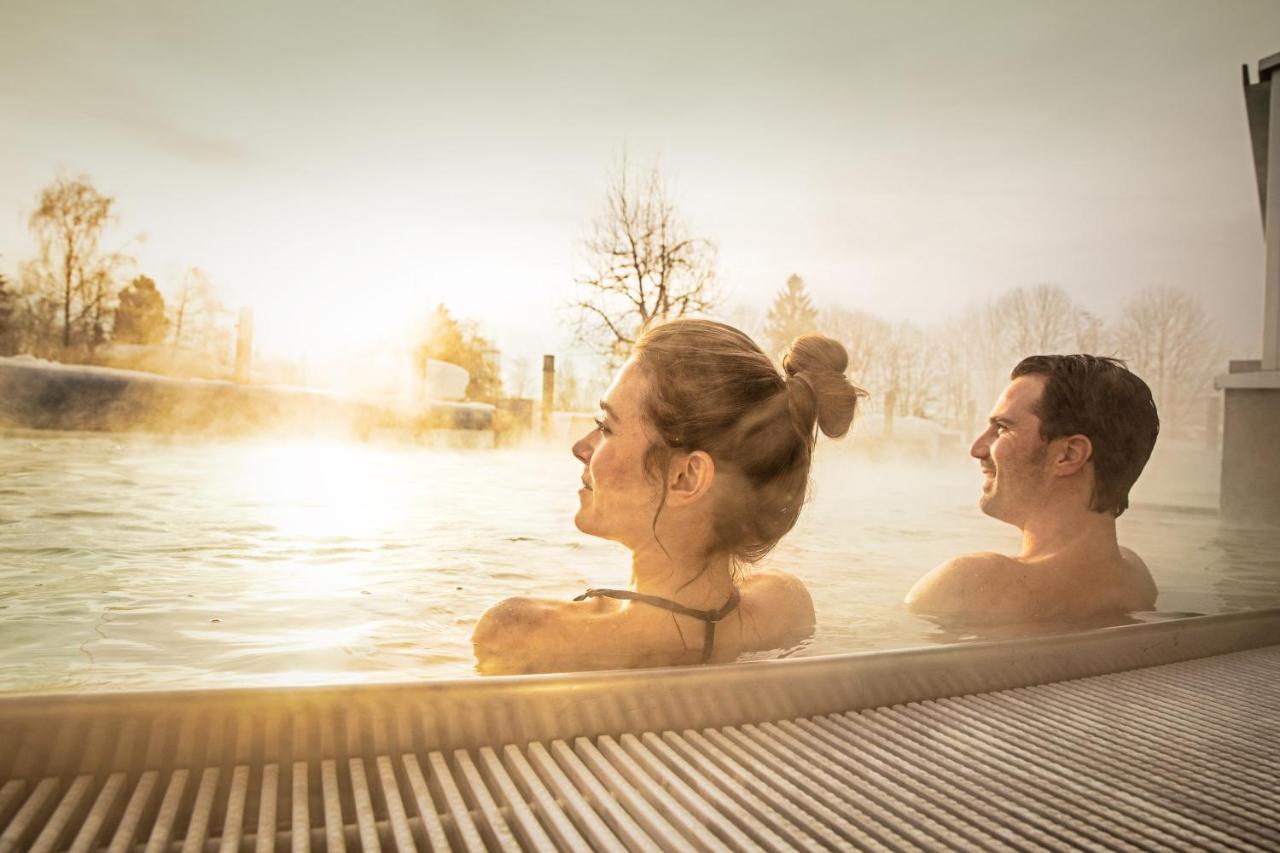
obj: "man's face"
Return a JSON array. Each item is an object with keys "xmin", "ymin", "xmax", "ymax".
[{"xmin": 970, "ymin": 374, "xmax": 1053, "ymax": 525}]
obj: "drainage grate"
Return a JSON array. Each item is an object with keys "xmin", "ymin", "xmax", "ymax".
[{"xmin": 1, "ymin": 644, "xmax": 1277, "ymax": 851}]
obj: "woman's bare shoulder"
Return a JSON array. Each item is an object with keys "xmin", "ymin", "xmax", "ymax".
[
  {"xmin": 471, "ymin": 593, "xmax": 628, "ymax": 675},
  {"xmin": 745, "ymin": 567, "xmax": 813, "ymax": 603},
  {"xmin": 738, "ymin": 568, "xmax": 816, "ymax": 645}
]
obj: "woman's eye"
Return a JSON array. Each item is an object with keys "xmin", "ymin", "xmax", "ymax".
[{"xmin": 594, "ymin": 417, "xmax": 611, "ymax": 435}]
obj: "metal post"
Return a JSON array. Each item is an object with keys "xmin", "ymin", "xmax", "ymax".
[{"xmin": 541, "ymin": 355, "xmax": 555, "ymax": 436}]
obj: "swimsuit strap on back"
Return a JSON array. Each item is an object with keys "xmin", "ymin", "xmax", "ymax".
[{"xmin": 572, "ymin": 586, "xmax": 741, "ymax": 663}]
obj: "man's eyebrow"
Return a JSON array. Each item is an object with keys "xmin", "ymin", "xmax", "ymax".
[{"xmin": 989, "ymin": 416, "xmax": 1012, "ymax": 427}]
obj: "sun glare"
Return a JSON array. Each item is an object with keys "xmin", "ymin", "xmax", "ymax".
[{"xmin": 237, "ymin": 440, "xmax": 412, "ymax": 536}]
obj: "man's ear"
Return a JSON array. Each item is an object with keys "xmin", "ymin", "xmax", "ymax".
[
  {"xmin": 667, "ymin": 450, "xmax": 716, "ymax": 506},
  {"xmin": 1053, "ymin": 434, "xmax": 1093, "ymax": 477}
]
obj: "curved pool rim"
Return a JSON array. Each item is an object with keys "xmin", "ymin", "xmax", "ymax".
[{"xmin": 2, "ymin": 607, "xmax": 1277, "ymax": 780}]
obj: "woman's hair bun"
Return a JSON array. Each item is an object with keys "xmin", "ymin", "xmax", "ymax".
[{"xmin": 782, "ymin": 334, "xmax": 867, "ymax": 438}]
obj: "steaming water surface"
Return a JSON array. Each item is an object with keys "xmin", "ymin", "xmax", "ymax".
[{"xmin": 1, "ymin": 430, "xmax": 1277, "ymax": 693}]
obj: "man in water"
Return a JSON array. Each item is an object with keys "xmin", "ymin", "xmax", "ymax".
[{"xmin": 906, "ymin": 355, "xmax": 1159, "ymax": 623}]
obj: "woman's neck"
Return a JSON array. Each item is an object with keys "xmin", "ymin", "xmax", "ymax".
[{"xmin": 629, "ymin": 541, "xmax": 735, "ymax": 608}]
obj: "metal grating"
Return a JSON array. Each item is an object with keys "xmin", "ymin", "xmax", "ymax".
[{"xmin": 1, "ymin": 644, "xmax": 1276, "ymax": 851}]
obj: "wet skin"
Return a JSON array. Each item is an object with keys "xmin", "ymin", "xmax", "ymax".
[
  {"xmin": 472, "ymin": 358, "xmax": 815, "ymax": 674},
  {"xmin": 905, "ymin": 374, "xmax": 1156, "ymax": 625}
]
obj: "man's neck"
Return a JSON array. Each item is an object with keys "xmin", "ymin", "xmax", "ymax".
[{"xmin": 1018, "ymin": 504, "xmax": 1121, "ymax": 562}]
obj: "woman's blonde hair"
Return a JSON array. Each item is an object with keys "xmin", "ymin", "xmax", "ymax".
[{"xmin": 632, "ymin": 318, "xmax": 866, "ymax": 564}]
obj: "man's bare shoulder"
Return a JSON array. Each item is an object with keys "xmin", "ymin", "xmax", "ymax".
[
  {"xmin": 1118, "ymin": 546, "xmax": 1158, "ymax": 609},
  {"xmin": 1119, "ymin": 546, "xmax": 1148, "ymax": 570},
  {"xmin": 904, "ymin": 552, "xmax": 1021, "ymax": 615}
]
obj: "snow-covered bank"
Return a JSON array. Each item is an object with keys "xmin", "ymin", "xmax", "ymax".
[{"xmin": 0, "ymin": 356, "xmax": 493, "ymax": 434}]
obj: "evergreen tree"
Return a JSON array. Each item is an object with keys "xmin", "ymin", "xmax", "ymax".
[
  {"xmin": 764, "ymin": 274, "xmax": 819, "ymax": 357},
  {"xmin": 113, "ymin": 275, "xmax": 168, "ymax": 345}
]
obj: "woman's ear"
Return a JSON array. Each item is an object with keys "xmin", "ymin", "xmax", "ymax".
[
  {"xmin": 1053, "ymin": 434, "xmax": 1093, "ymax": 477},
  {"xmin": 667, "ymin": 450, "xmax": 716, "ymax": 505}
]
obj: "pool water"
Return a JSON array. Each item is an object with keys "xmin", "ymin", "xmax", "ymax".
[{"xmin": 1, "ymin": 430, "xmax": 1276, "ymax": 693}]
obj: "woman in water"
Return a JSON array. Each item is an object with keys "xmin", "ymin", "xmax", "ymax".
[{"xmin": 473, "ymin": 319, "xmax": 864, "ymax": 674}]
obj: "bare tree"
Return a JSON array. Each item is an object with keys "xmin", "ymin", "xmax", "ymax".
[
  {"xmin": 720, "ymin": 302, "xmax": 767, "ymax": 348},
  {"xmin": 506, "ymin": 355, "xmax": 533, "ymax": 400},
  {"xmin": 167, "ymin": 266, "xmax": 235, "ymax": 371},
  {"xmin": 1113, "ymin": 286, "xmax": 1221, "ymax": 437},
  {"xmin": 555, "ymin": 359, "xmax": 581, "ymax": 411},
  {"xmin": 23, "ymin": 176, "xmax": 128, "ymax": 353},
  {"xmin": 993, "ymin": 284, "xmax": 1078, "ymax": 356},
  {"xmin": 574, "ymin": 158, "xmax": 718, "ymax": 363},
  {"xmin": 820, "ymin": 304, "xmax": 891, "ymax": 394},
  {"xmin": 882, "ymin": 321, "xmax": 940, "ymax": 418},
  {"xmin": 1073, "ymin": 308, "xmax": 1107, "ymax": 354}
]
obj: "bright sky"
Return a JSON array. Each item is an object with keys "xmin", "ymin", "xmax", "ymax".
[{"xmin": 1, "ymin": 0, "xmax": 1277, "ymax": 388}]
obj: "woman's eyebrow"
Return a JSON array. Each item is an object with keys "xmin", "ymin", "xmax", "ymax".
[{"xmin": 598, "ymin": 401, "xmax": 620, "ymax": 421}]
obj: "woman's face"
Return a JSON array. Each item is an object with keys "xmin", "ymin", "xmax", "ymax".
[{"xmin": 571, "ymin": 357, "xmax": 664, "ymax": 547}]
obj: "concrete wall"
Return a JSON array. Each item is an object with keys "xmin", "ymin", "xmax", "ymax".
[{"xmin": 1220, "ymin": 386, "xmax": 1280, "ymax": 523}]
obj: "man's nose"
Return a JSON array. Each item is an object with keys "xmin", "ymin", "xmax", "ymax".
[{"xmin": 970, "ymin": 431, "xmax": 991, "ymax": 459}]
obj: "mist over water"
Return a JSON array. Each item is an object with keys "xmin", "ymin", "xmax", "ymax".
[{"xmin": 0, "ymin": 430, "xmax": 1276, "ymax": 694}]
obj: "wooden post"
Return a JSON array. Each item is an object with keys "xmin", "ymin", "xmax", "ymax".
[
  {"xmin": 541, "ymin": 355, "xmax": 555, "ymax": 436},
  {"xmin": 234, "ymin": 308, "xmax": 253, "ymax": 384}
]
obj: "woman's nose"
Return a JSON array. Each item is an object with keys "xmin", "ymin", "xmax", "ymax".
[{"xmin": 571, "ymin": 430, "xmax": 594, "ymax": 463}]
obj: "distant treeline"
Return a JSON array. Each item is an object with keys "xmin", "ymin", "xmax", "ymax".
[
  {"xmin": 565, "ymin": 158, "xmax": 1225, "ymax": 439},
  {"xmin": 742, "ymin": 275, "xmax": 1223, "ymax": 439},
  {"xmin": 0, "ymin": 176, "xmax": 506, "ymax": 400},
  {"xmin": 0, "ymin": 176, "xmax": 234, "ymax": 380},
  {"xmin": 0, "ymin": 172, "xmax": 1228, "ymax": 429}
]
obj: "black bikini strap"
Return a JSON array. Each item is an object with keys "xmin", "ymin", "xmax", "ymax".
[{"xmin": 573, "ymin": 587, "xmax": 741, "ymax": 663}]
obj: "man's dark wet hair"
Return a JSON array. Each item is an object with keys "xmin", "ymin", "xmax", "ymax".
[{"xmin": 1011, "ymin": 355, "xmax": 1159, "ymax": 517}]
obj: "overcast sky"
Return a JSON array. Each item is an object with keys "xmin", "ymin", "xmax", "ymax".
[{"xmin": 1, "ymin": 0, "xmax": 1277, "ymax": 384}]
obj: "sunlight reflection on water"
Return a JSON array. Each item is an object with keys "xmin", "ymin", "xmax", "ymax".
[{"xmin": 0, "ymin": 429, "xmax": 1277, "ymax": 693}]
